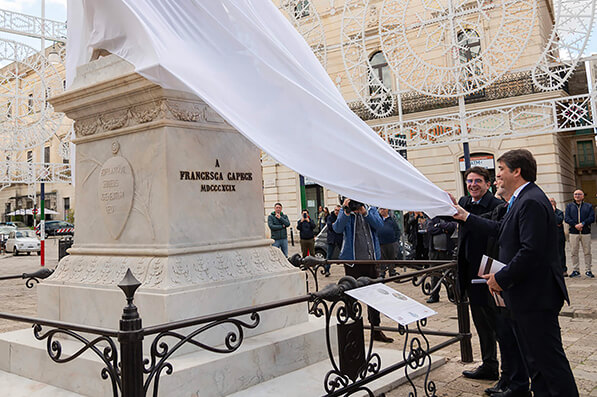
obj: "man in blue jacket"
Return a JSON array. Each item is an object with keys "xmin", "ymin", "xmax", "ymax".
[
  {"xmin": 565, "ymin": 190, "xmax": 595, "ymax": 278},
  {"xmin": 333, "ymin": 198, "xmax": 393, "ymax": 343},
  {"xmin": 377, "ymin": 208, "xmax": 401, "ymax": 277}
]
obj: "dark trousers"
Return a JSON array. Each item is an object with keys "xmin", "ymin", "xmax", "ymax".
[
  {"xmin": 470, "ymin": 303, "xmax": 499, "ymax": 371},
  {"xmin": 325, "ymin": 243, "xmax": 340, "ymax": 272},
  {"xmin": 300, "ymin": 238, "xmax": 315, "ymax": 258},
  {"xmin": 379, "ymin": 243, "xmax": 397, "ymax": 276},
  {"xmin": 344, "ymin": 264, "xmax": 380, "ymax": 326},
  {"xmin": 428, "ymin": 249, "xmax": 451, "ymax": 299},
  {"xmin": 495, "ymin": 308, "xmax": 529, "ymax": 392},
  {"xmin": 415, "ymin": 233, "xmax": 428, "ymax": 260},
  {"xmin": 512, "ymin": 309, "xmax": 578, "ymax": 397},
  {"xmin": 557, "ymin": 234, "xmax": 566, "ymax": 272}
]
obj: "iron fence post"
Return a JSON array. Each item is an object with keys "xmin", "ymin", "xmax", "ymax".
[
  {"xmin": 456, "ymin": 298, "xmax": 473, "ymax": 363},
  {"xmin": 118, "ymin": 269, "xmax": 144, "ymax": 397}
]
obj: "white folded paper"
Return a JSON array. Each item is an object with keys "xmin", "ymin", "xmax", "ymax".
[{"xmin": 345, "ymin": 283, "xmax": 436, "ymax": 326}]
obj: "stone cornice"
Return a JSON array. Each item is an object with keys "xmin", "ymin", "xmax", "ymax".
[{"xmin": 72, "ymin": 97, "xmax": 228, "ymax": 139}]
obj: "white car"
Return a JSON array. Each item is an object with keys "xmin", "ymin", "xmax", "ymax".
[{"xmin": 6, "ymin": 230, "xmax": 41, "ymax": 255}]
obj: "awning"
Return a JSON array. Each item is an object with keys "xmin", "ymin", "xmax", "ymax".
[{"xmin": 7, "ymin": 209, "xmax": 59, "ymax": 216}]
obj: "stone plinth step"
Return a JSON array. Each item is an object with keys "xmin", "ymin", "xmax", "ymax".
[
  {"xmin": 229, "ymin": 348, "xmax": 446, "ymax": 397},
  {"xmin": 0, "ymin": 369, "xmax": 83, "ymax": 396}
]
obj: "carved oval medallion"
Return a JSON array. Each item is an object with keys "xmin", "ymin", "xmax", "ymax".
[{"xmin": 98, "ymin": 156, "xmax": 134, "ymax": 239}]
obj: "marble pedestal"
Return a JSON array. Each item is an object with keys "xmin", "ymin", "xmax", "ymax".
[{"xmin": 0, "ymin": 54, "xmax": 337, "ymax": 396}]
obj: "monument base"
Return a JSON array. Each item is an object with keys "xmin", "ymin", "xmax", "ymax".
[
  {"xmin": 0, "ymin": 317, "xmax": 334, "ymax": 396},
  {"xmin": 0, "ymin": 321, "xmax": 445, "ymax": 396}
]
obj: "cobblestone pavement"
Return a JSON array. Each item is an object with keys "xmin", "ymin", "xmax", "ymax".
[
  {"xmin": 0, "ymin": 238, "xmax": 594, "ymax": 396},
  {"xmin": 287, "ymin": 236, "xmax": 597, "ymax": 397}
]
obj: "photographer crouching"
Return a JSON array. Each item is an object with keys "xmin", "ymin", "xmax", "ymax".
[{"xmin": 333, "ymin": 197, "xmax": 394, "ymax": 343}]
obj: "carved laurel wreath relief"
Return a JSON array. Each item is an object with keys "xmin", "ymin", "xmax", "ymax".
[{"xmin": 81, "ymin": 140, "xmax": 154, "ymax": 240}]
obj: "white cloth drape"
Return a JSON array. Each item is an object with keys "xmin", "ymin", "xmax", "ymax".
[{"xmin": 67, "ymin": 0, "xmax": 456, "ymax": 217}]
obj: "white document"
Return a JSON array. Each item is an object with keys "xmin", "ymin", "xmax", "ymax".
[
  {"xmin": 478, "ymin": 255, "xmax": 507, "ymax": 278},
  {"xmin": 345, "ymin": 283, "xmax": 437, "ymax": 326},
  {"xmin": 477, "ymin": 255, "xmax": 507, "ymax": 307}
]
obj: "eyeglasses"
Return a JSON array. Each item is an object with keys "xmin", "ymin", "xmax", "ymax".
[{"xmin": 466, "ymin": 178, "xmax": 484, "ymax": 185}]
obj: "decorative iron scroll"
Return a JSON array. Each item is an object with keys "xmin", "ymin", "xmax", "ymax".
[
  {"xmin": 142, "ymin": 313, "xmax": 260, "ymax": 396},
  {"xmin": 32, "ymin": 325, "xmax": 121, "ymax": 396},
  {"xmin": 310, "ymin": 276, "xmax": 381, "ymax": 396},
  {"xmin": 400, "ymin": 319, "xmax": 437, "ymax": 397}
]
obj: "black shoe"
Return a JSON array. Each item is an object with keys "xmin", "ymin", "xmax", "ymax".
[
  {"xmin": 372, "ymin": 330, "xmax": 394, "ymax": 343},
  {"xmin": 324, "ymin": 271, "xmax": 330, "ymax": 277},
  {"xmin": 485, "ymin": 377, "xmax": 508, "ymax": 395},
  {"xmin": 569, "ymin": 270, "xmax": 581, "ymax": 278},
  {"xmin": 462, "ymin": 366, "xmax": 499, "ymax": 380},
  {"xmin": 491, "ymin": 388, "xmax": 531, "ymax": 397},
  {"xmin": 586, "ymin": 271, "xmax": 595, "ymax": 278},
  {"xmin": 426, "ymin": 296, "xmax": 439, "ymax": 304}
]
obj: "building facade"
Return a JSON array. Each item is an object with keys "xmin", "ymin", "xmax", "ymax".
[
  {"xmin": 263, "ymin": 0, "xmax": 597, "ymax": 237},
  {"xmin": 0, "ymin": 43, "xmax": 74, "ymax": 226}
]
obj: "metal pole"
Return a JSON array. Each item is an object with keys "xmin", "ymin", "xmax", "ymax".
[
  {"xmin": 459, "ymin": 96, "xmax": 471, "ymax": 170},
  {"xmin": 40, "ymin": 0, "xmax": 46, "ymax": 268},
  {"xmin": 118, "ymin": 270, "xmax": 144, "ymax": 397},
  {"xmin": 40, "ymin": 183, "xmax": 45, "ymax": 267},
  {"xmin": 456, "ymin": 297, "xmax": 473, "ymax": 362}
]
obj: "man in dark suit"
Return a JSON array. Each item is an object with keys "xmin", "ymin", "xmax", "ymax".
[
  {"xmin": 457, "ymin": 166, "xmax": 503, "ymax": 380},
  {"xmin": 453, "ymin": 149, "xmax": 578, "ymax": 397}
]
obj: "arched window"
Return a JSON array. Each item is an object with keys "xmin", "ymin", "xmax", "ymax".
[
  {"xmin": 294, "ymin": 0, "xmax": 310, "ymax": 19},
  {"xmin": 369, "ymin": 51, "xmax": 392, "ymax": 91},
  {"xmin": 457, "ymin": 29, "xmax": 481, "ymax": 63}
]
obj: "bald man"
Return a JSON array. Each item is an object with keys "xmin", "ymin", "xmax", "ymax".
[{"xmin": 565, "ymin": 190, "xmax": 595, "ymax": 278}]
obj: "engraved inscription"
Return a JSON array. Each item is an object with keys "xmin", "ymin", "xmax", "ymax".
[
  {"xmin": 179, "ymin": 160, "xmax": 253, "ymax": 193},
  {"xmin": 98, "ymin": 156, "xmax": 134, "ymax": 239}
]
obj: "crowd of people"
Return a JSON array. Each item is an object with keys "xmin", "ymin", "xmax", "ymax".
[{"xmin": 267, "ymin": 149, "xmax": 586, "ymax": 396}]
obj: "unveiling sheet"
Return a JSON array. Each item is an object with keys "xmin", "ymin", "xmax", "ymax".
[
  {"xmin": 345, "ymin": 283, "xmax": 437, "ymax": 326},
  {"xmin": 67, "ymin": 0, "xmax": 457, "ymax": 217}
]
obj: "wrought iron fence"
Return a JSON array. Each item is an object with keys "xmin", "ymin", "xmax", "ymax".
[
  {"xmin": 0, "ymin": 259, "xmax": 473, "ymax": 397},
  {"xmin": 0, "ymin": 267, "xmax": 53, "ymax": 288}
]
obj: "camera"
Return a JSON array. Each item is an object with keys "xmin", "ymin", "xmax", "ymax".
[
  {"xmin": 339, "ymin": 196, "xmax": 364, "ymax": 213},
  {"xmin": 303, "ymin": 213, "xmax": 308, "ymax": 219}
]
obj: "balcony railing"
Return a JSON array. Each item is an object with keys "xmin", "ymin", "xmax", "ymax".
[{"xmin": 349, "ymin": 70, "xmax": 568, "ymax": 121}]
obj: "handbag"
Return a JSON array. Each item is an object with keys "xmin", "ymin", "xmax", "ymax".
[{"xmin": 432, "ymin": 232, "xmax": 449, "ymax": 251}]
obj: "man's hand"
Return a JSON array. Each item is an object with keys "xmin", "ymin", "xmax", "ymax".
[
  {"xmin": 446, "ymin": 191, "xmax": 469, "ymax": 221},
  {"xmin": 275, "ymin": 213, "xmax": 281, "ymax": 219},
  {"xmin": 342, "ymin": 198, "xmax": 351, "ymax": 215},
  {"xmin": 575, "ymin": 223, "xmax": 583, "ymax": 231},
  {"xmin": 481, "ymin": 273, "xmax": 503, "ymax": 293},
  {"xmin": 452, "ymin": 204, "xmax": 469, "ymax": 221},
  {"xmin": 356, "ymin": 206, "xmax": 367, "ymax": 215}
]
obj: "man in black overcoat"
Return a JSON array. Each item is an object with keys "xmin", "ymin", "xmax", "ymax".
[
  {"xmin": 453, "ymin": 149, "xmax": 578, "ymax": 396},
  {"xmin": 457, "ymin": 166, "xmax": 503, "ymax": 380}
]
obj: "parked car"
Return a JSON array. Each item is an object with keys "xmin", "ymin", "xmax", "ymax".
[
  {"xmin": 313, "ymin": 224, "xmax": 415, "ymax": 260},
  {"xmin": 36, "ymin": 220, "xmax": 74, "ymax": 236},
  {"xmin": 0, "ymin": 225, "xmax": 16, "ymax": 252},
  {"xmin": 6, "ymin": 230, "xmax": 40, "ymax": 255},
  {"xmin": 0, "ymin": 221, "xmax": 28, "ymax": 229}
]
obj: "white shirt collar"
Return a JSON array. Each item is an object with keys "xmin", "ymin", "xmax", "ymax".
[{"xmin": 511, "ymin": 182, "xmax": 530, "ymax": 201}]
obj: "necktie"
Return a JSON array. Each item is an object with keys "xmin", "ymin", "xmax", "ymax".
[{"xmin": 507, "ymin": 196, "xmax": 516, "ymax": 212}]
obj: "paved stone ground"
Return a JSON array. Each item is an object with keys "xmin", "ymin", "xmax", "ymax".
[
  {"xmin": 286, "ymin": 237, "xmax": 597, "ymax": 397},
  {"xmin": 0, "ymin": 238, "xmax": 594, "ymax": 396}
]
